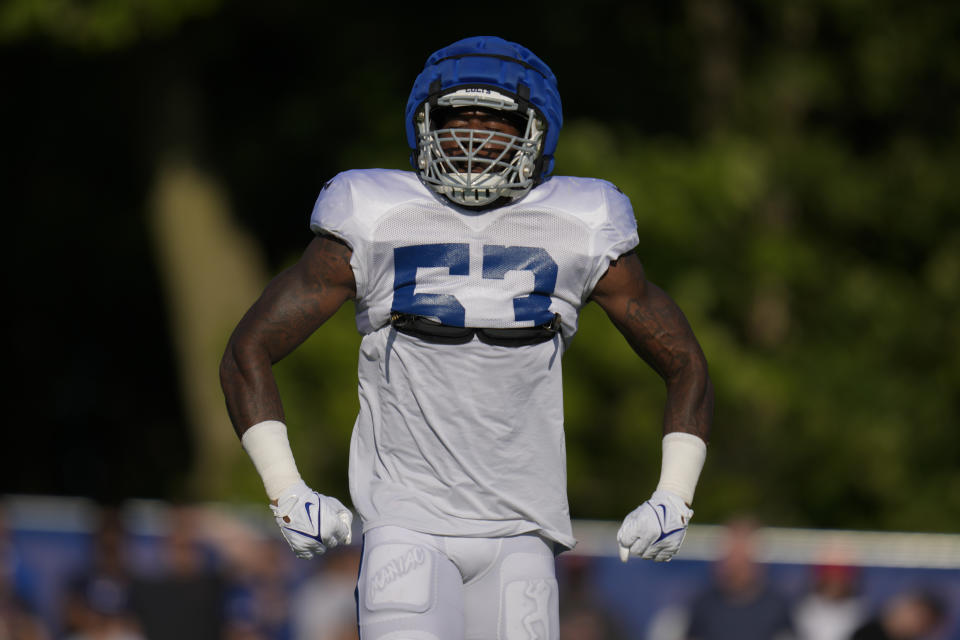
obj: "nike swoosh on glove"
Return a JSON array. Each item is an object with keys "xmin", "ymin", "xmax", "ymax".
[
  {"xmin": 270, "ymin": 480, "xmax": 353, "ymax": 559},
  {"xmin": 617, "ymin": 489, "xmax": 693, "ymax": 563}
]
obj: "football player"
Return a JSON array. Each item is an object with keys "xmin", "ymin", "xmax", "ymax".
[{"xmin": 220, "ymin": 36, "xmax": 714, "ymax": 640}]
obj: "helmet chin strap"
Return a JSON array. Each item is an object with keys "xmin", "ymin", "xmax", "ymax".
[{"xmin": 445, "ymin": 178, "xmax": 508, "ymax": 207}]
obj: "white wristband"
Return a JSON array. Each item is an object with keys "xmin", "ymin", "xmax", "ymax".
[
  {"xmin": 240, "ymin": 420, "xmax": 303, "ymax": 501},
  {"xmin": 656, "ymin": 432, "xmax": 707, "ymax": 506}
]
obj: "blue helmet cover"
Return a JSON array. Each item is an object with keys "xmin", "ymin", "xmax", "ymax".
[{"xmin": 405, "ymin": 36, "xmax": 563, "ymax": 178}]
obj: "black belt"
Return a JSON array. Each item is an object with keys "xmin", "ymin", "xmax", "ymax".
[{"xmin": 389, "ymin": 312, "xmax": 562, "ymax": 347}]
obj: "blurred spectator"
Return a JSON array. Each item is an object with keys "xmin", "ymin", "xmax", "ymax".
[
  {"xmin": 685, "ymin": 517, "xmax": 794, "ymax": 640},
  {"xmin": 61, "ymin": 506, "xmax": 144, "ymax": 640},
  {"xmin": 646, "ymin": 604, "xmax": 689, "ymax": 640},
  {"xmin": 0, "ymin": 506, "xmax": 49, "ymax": 640},
  {"xmin": 289, "ymin": 545, "xmax": 360, "ymax": 640},
  {"xmin": 850, "ymin": 590, "xmax": 947, "ymax": 640},
  {"xmin": 61, "ymin": 578, "xmax": 146, "ymax": 640},
  {"xmin": 225, "ymin": 538, "xmax": 298, "ymax": 640},
  {"xmin": 792, "ymin": 559, "xmax": 866, "ymax": 640},
  {"xmin": 557, "ymin": 554, "xmax": 628, "ymax": 640},
  {"xmin": 129, "ymin": 505, "xmax": 228, "ymax": 640}
]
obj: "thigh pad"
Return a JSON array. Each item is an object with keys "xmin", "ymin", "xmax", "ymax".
[
  {"xmin": 364, "ymin": 542, "xmax": 435, "ymax": 614},
  {"xmin": 500, "ymin": 552, "xmax": 558, "ymax": 640}
]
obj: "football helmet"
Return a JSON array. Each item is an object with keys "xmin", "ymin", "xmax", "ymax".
[{"xmin": 406, "ymin": 36, "xmax": 563, "ymax": 207}]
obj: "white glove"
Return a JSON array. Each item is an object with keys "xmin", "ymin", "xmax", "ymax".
[
  {"xmin": 617, "ymin": 489, "xmax": 693, "ymax": 563},
  {"xmin": 270, "ymin": 480, "xmax": 353, "ymax": 559}
]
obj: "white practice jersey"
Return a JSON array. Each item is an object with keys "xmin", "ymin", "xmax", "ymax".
[{"xmin": 310, "ymin": 169, "xmax": 638, "ymax": 549}]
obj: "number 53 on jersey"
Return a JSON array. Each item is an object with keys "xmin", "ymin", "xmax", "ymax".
[{"xmin": 392, "ymin": 243, "xmax": 558, "ymax": 327}]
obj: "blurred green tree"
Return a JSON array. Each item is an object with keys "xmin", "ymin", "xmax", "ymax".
[
  {"xmin": 0, "ymin": 0, "xmax": 220, "ymax": 50},
  {"xmin": 4, "ymin": 1, "xmax": 958, "ymax": 531}
]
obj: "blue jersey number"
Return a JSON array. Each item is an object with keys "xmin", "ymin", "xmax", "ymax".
[
  {"xmin": 393, "ymin": 243, "xmax": 469, "ymax": 326},
  {"xmin": 393, "ymin": 243, "xmax": 558, "ymax": 326},
  {"xmin": 482, "ymin": 245, "xmax": 558, "ymax": 324}
]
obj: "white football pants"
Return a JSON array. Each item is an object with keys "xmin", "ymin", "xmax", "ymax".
[{"xmin": 357, "ymin": 525, "xmax": 559, "ymax": 640}]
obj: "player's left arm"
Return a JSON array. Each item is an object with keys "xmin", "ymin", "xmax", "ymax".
[
  {"xmin": 590, "ymin": 251, "xmax": 713, "ymax": 440},
  {"xmin": 590, "ymin": 251, "xmax": 715, "ymax": 562}
]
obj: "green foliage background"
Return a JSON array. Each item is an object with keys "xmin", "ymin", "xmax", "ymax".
[
  {"xmin": 4, "ymin": 1, "xmax": 958, "ymax": 531},
  {"xmin": 270, "ymin": 9, "xmax": 960, "ymax": 530}
]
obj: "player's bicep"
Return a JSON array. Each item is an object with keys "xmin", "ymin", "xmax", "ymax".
[
  {"xmin": 232, "ymin": 235, "xmax": 356, "ymax": 363},
  {"xmin": 590, "ymin": 253, "xmax": 704, "ymax": 381}
]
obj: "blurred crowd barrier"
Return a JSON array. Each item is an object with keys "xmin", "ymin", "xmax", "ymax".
[{"xmin": 1, "ymin": 496, "xmax": 958, "ymax": 640}]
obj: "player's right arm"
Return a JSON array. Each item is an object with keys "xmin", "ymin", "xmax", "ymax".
[
  {"xmin": 220, "ymin": 233, "xmax": 356, "ymax": 433},
  {"xmin": 219, "ymin": 233, "xmax": 356, "ymax": 558}
]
